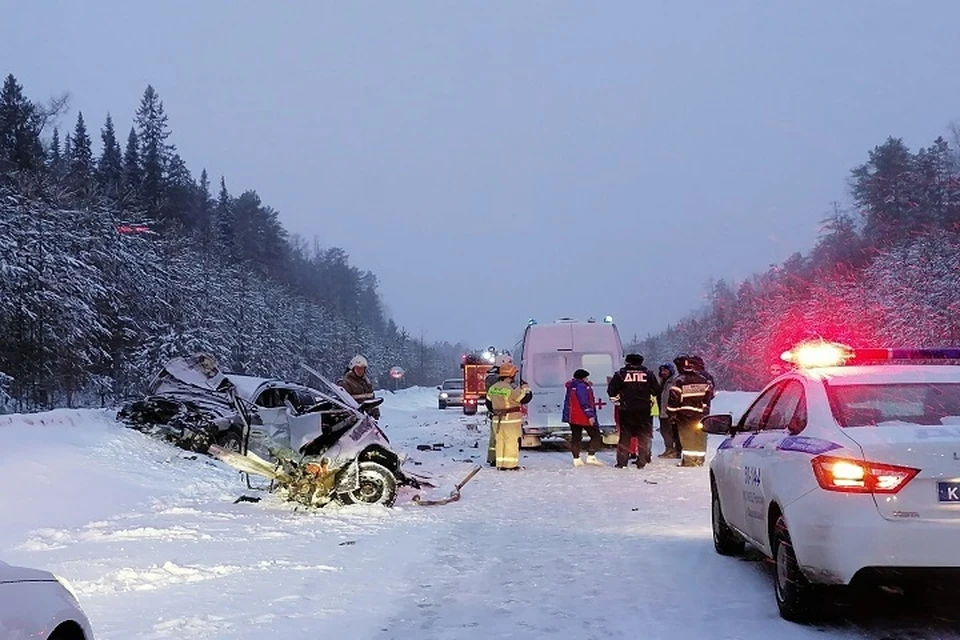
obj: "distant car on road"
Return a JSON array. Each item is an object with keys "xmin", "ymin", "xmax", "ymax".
[
  {"xmin": 437, "ymin": 378, "xmax": 464, "ymax": 409},
  {"xmin": 705, "ymin": 341, "xmax": 960, "ymax": 622},
  {"xmin": 0, "ymin": 560, "xmax": 94, "ymax": 639}
]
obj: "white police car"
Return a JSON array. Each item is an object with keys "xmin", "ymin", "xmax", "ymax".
[
  {"xmin": 0, "ymin": 560, "xmax": 94, "ymax": 638},
  {"xmin": 703, "ymin": 342, "xmax": 960, "ymax": 622}
]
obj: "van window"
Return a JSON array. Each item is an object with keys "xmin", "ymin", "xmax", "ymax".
[
  {"xmin": 582, "ymin": 353, "xmax": 614, "ymax": 384},
  {"xmin": 533, "ymin": 354, "xmax": 568, "ymax": 388},
  {"xmin": 532, "ymin": 352, "xmax": 616, "ymax": 388}
]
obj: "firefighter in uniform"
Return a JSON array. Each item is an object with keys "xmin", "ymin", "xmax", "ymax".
[
  {"xmin": 667, "ymin": 356, "xmax": 713, "ymax": 467},
  {"xmin": 337, "ymin": 355, "xmax": 380, "ymax": 419},
  {"xmin": 485, "ymin": 362, "xmax": 531, "ymax": 470},
  {"xmin": 606, "ymin": 353, "xmax": 661, "ymax": 469},
  {"xmin": 689, "ymin": 355, "xmax": 716, "ymax": 414},
  {"xmin": 485, "ymin": 353, "xmax": 513, "ymax": 466}
]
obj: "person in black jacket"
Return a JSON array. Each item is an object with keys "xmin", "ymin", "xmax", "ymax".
[
  {"xmin": 607, "ymin": 353, "xmax": 661, "ymax": 468},
  {"xmin": 667, "ymin": 356, "xmax": 714, "ymax": 467},
  {"xmin": 689, "ymin": 355, "xmax": 716, "ymax": 414}
]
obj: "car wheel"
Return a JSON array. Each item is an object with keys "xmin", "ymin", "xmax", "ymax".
[
  {"xmin": 711, "ymin": 481, "xmax": 744, "ymax": 556},
  {"xmin": 438, "ymin": 401, "xmax": 447, "ymax": 410},
  {"xmin": 773, "ymin": 515, "xmax": 821, "ymax": 622},
  {"xmin": 216, "ymin": 427, "xmax": 244, "ymax": 453},
  {"xmin": 339, "ymin": 461, "xmax": 398, "ymax": 507}
]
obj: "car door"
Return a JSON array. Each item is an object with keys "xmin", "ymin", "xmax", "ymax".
[
  {"xmin": 740, "ymin": 380, "xmax": 806, "ymax": 544},
  {"xmin": 716, "ymin": 383, "xmax": 784, "ymax": 538},
  {"xmin": 251, "ymin": 385, "xmax": 295, "ymax": 453}
]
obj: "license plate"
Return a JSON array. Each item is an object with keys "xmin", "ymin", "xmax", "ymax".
[{"xmin": 937, "ymin": 481, "xmax": 960, "ymax": 502}]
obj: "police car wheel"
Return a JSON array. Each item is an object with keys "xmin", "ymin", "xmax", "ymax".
[
  {"xmin": 773, "ymin": 515, "xmax": 820, "ymax": 622},
  {"xmin": 711, "ymin": 481, "xmax": 744, "ymax": 556},
  {"xmin": 438, "ymin": 401, "xmax": 447, "ymax": 410},
  {"xmin": 340, "ymin": 461, "xmax": 398, "ymax": 507}
]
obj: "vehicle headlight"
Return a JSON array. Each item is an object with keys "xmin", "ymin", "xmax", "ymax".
[
  {"xmin": 440, "ymin": 392, "xmax": 448, "ymax": 398},
  {"xmin": 55, "ymin": 574, "xmax": 81, "ymax": 604}
]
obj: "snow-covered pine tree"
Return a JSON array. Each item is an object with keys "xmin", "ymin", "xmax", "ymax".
[
  {"xmin": 67, "ymin": 111, "xmax": 95, "ymax": 205},
  {"xmin": 134, "ymin": 85, "xmax": 173, "ymax": 224},
  {"xmin": 97, "ymin": 113, "xmax": 123, "ymax": 202},
  {"xmin": 121, "ymin": 127, "xmax": 141, "ymax": 208}
]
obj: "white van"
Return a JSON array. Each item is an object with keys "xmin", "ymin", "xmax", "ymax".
[{"xmin": 513, "ymin": 317, "xmax": 623, "ymax": 447}]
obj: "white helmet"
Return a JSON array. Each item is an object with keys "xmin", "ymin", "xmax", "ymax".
[
  {"xmin": 350, "ymin": 355, "xmax": 368, "ymax": 369},
  {"xmin": 494, "ymin": 353, "xmax": 513, "ymax": 367}
]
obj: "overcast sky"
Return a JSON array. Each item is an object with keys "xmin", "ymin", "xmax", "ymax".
[{"xmin": 4, "ymin": 1, "xmax": 960, "ymax": 349}]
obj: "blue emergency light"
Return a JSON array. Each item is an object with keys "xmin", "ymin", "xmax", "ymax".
[{"xmin": 849, "ymin": 348, "xmax": 960, "ymax": 362}]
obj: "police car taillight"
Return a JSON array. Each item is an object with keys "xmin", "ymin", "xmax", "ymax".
[{"xmin": 811, "ymin": 455, "xmax": 919, "ymax": 494}]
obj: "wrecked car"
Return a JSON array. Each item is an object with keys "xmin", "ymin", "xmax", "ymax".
[
  {"xmin": 210, "ymin": 366, "xmax": 428, "ymax": 507},
  {"xmin": 118, "ymin": 353, "xmax": 247, "ymax": 452},
  {"xmin": 117, "ymin": 354, "xmax": 323, "ymax": 454}
]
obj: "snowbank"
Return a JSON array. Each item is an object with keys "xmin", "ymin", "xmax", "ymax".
[{"xmin": 6, "ymin": 389, "xmax": 947, "ymax": 638}]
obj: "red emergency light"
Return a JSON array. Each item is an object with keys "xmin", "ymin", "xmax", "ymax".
[{"xmin": 782, "ymin": 340, "xmax": 960, "ymax": 369}]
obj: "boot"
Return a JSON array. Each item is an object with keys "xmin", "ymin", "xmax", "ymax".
[
  {"xmin": 573, "ymin": 457, "xmax": 584, "ymax": 467},
  {"xmin": 585, "ymin": 454, "xmax": 605, "ymax": 466}
]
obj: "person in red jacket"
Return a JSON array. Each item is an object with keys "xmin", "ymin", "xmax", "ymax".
[{"xmin": 563, "ymin": 369, "xmax": 604, "ymax": 467}]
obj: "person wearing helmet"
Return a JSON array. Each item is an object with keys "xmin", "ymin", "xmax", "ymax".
[
  {"xmin": 688, "ymin": 355, "xmax": 716, "ymax": 413},
  {"xmin": 485, "ymin": 353, "xmax": 514, "ymax": 397},
  {"xmin": 337, "ymin": 355, "xmax": 380, "ymax": 419},
  {"xmin": 484, "ymin": 353, "xmax": 514, "ymax": 466},
  {"xmin": 656, "ymin": 362, "xmax": 680, "ymax": 459},
  {"xmin": 666, "ymin": 355, "xmax": 712, "ymax": 467},
  {"xmin": 606, "ymin": 353, "xmax": 661, "ymax": 469},
  {"xmin": 485, "ymin": 362, "xmax": 531, "ymax": 470}
]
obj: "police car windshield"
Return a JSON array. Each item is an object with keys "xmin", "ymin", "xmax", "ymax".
[
  {"xmin": 827, "ymin": 383, "xmax": 960, "ymax": 427},
  {"xmin": 442, "ymin": 380, "xmax": 463, "ymax": 390}
]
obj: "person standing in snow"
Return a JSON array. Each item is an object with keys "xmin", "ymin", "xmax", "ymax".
[
  {"xmin": 485, "ymin": 353, "xmax": 513, "ymax": 466},
  {"xmin": 689, "ymin": 355, "xmax": 716, "ymax": 414},
  {"xmin": 667, "ymin": 356, "xmax": 713, "ymax": 467},
  {"xmin": 563, "ymin": 369, "xmax": 604, "ymax": 467},
  {"xmin": 656, "ymin": 363, "xmax": 681, "ymax": 459},
  {"xmin": 337, "ymin": 355, "xmax": 380, "ymax": 419},
  {"xmin": 607, "ymin": 353, "xmax": 661, "ymax": 469},
  {"xmin": 486, "ymin": 363, "xmax": 531, "ymax": 470}
]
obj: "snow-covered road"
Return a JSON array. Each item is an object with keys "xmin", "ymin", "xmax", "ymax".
[{"xmin": 2, "ymin": 390, "xmax": 959, "ymax": 639}]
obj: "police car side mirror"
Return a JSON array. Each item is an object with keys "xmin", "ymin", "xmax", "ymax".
[{"xmin": 701, "ymin": 414, "xmax": 733, "ymax": 435}]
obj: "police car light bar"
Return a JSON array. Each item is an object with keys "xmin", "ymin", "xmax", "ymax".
[
  {"xmin": 782, "ymin": 341, "xmax": 960, "ymax": 369},
  {"xmin": 848, "ymin": 348, "xmax": 960, "ymax": 362},
  {"xmin": 781, "ymin": 341, "xmax": 853, "ymax": 368}
]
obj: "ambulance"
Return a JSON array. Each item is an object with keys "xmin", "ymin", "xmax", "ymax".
[{"xmin": 513, "ymin": 317, "xmax": 623, "ymax": 447}]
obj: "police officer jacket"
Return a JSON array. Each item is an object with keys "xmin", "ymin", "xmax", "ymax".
[{"xmin": 607, "ymin": 364, "xmax": 661, "ymax": 416}]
